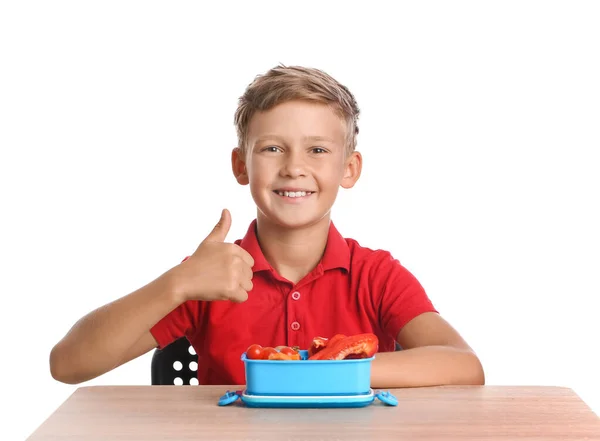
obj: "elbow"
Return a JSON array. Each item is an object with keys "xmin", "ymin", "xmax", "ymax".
[
  {"xmin": 49, "ymin": 344, "xmax": 69, "ymax": 383},
  {"xmin": 467, "ymin": 350, "xmax": 485, "ymax": 385},
  {"xmin": 50, "ymin": 344, "xmax": 81, "ymax": 385},
  {"xmin": 450, "ymin": 347, "xmax": 485, "ymax": 385}
]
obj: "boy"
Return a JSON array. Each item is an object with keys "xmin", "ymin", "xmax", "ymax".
[{"xmin": 50, "ymin": 65, "xmax": 484, "ymax": 388}]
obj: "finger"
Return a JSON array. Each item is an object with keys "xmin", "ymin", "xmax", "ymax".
[
  {"xmin": 229, "ymin": 287, "xmax": 249, "ymax": 303},
  {"xmin": 202, "ymin": 209, "xmax": 232, "ymax": 243},
  {"xmin": 234, "ymin": 246, "xmax": 255, "ymax": 267},
  {"xmin": 240, "ymin": 263, "xmax": 253, "ymax": 283},
  {"xmin": 239, "ymin": 276, "xmax": 253, "ymax": 293}
]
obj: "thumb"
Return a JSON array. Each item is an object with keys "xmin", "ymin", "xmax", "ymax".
[{"xmin": 203, "ymin": 209, "xmax": 232, "ymax": 243}]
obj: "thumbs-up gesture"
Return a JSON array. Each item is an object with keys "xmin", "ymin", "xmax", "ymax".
[{"xmin": 173, "ymin": 209, "xmax": 254, "ymax": 303}]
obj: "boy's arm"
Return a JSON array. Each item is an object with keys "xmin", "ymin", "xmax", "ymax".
[
  {"xmin": 371, "ymin": 312, "xmax": 485, "ymax": 388},
  {"xmin": 50, "ymin": 209, "xmax": 254, "ymax": 385},
  {"xmin": 49, "ymin": 271, "xmax": 182, "ymax": 384}
]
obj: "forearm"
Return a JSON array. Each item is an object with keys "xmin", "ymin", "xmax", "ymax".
[
  {"xmin": 371, "ymin": 346, "xmax": 485, "ymax": 388},
  {"xmin": 50, "ymin": 270, "xmax": 183, "ymax": 383}
]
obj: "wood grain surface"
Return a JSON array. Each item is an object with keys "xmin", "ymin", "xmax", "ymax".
[{"xmin": 27, "ymin": 385, "xmax": 599, "ymax": 440}]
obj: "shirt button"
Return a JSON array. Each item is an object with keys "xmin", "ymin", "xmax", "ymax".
[
  {"xmin": 291, "ymin": 291, "xmax": 301, "ymax": 300},
  {"xmin": 291, "ymin": 321, "xmax": 300, "ymax": 331}
]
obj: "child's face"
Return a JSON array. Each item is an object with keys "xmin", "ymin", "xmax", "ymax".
[{"xmin": 232, "ymin": 100, "xmax": 361, "ymax": 229}]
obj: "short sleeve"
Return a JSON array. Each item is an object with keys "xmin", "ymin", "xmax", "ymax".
[
  {"xmin": 149, "ymin": 255, "xmax": 203, "ymax": 348},
  {"xmin": 150, "ymin": 299, "xmax": 203, "ymax": 349},
  {"xmin": 372, "ymin": 251, "xmax": 438, "ymax": 340}
]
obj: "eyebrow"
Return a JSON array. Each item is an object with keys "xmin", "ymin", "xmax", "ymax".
[{"xmin": 254, "ymin": 135, "xmax": 335, "ymax": 144}]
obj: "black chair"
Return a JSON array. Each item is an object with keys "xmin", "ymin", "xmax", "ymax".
[{"xmin": 151, "ymin": 337, "xmax": 199, "ymax": 385}]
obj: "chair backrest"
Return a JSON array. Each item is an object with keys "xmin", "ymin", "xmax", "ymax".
[{"xmin": 151, "ymin": 337, "xmax": 199, "ymax": 385}]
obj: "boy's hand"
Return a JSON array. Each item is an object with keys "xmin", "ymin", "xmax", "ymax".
[{"xmin": 173, "ymin": 209, "xmax": 254, "ymax": 303}]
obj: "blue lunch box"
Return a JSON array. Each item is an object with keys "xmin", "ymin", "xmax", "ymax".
[
  {"xmin": 242, "ymin": 349, "xmax": 373, "ymax": 396},
  {"xmin": 218, "ymin": 388, "xmax": 399, "ymax": 408}
]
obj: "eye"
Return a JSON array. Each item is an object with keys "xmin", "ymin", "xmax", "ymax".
[
  {"xmin": 262, "ymin": 146, "xmax": 281, "ymax": 153},
  {"xmin": 311, "ymin": 147, "xmax": 327, "ymax": 154}
]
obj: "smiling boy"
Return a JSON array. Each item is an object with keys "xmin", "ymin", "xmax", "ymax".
[{"xmin": 50, "ymin": 65, "xmax": 484, "ymax": 387}]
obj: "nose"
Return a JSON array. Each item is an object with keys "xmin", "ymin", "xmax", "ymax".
[{"xmin": 280, "ymin": 150, "xmax": 307, "ymax": 179}]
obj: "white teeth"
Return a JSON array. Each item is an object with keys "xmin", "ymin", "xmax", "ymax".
[{"xmin": 277, "ymin": 191, "xmax": 310, "ymax": 197}]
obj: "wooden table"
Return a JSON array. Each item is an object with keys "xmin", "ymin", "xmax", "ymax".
[{"xmin": 28, "ymin": 385, "xmax": 599, "ymax": 440}]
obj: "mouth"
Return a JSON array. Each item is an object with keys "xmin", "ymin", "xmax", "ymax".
[{"xmin": 272, "ymin": 189, "xmax": 316, "ymax": 199}]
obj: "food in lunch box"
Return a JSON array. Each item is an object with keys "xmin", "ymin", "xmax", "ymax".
[
  {"xmin": 307, "ymin": 333, "xmax": 379, "ymax": 360},
  {"xmin": 308, "ymin": 333, "xmax": 347, "ymax": 357},
  {"xmin": 245, "ymin": 333, "xmax": 379, "ymax": 361},
  {"xmin": 245, "ymin": 344, "xmax": 301, "ymax": 360}
]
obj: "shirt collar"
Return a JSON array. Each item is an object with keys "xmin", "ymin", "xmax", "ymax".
[
  {"xmin": 320, "ymin": 221, "xmax": 351, "ymax": 272},
  {"xmin": 238, "ymin": 220, "xmax": 271, "ymax": 272},
  {"xmin": 239, "ymin": 219, "xmax": 350, "ymax": 274}
]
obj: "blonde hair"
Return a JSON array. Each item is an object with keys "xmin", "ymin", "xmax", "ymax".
[{"xmin": 234, "ymin": 65, "xmax": 360, "ymax": 156}]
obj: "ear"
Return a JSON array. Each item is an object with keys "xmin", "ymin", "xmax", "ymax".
[
  {"xmin": 340, "ymin": 151, "xmax": 362, "ymax": 189},
  {"xmin": 231, "ymin": 147, "xmax": 249, "ymax": 185}
]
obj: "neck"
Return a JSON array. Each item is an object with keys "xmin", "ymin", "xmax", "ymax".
[{"xmin": 255, "ymin": 213, "xmax": 331, "ymax": 284}]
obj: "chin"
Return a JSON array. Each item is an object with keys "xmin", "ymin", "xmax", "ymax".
[{"xmin": 258, "ymin": 209, "xmax": 330, "ymax": 230}]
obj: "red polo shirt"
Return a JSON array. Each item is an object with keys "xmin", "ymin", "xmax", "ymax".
[{"xmin": 150, "ymin": 220, "xmax": 437, "ymax": 385}]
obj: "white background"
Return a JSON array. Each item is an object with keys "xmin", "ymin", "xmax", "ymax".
[{"xmin": 1, "ymin": 1, "xmax": 599, "ymax": 439}]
